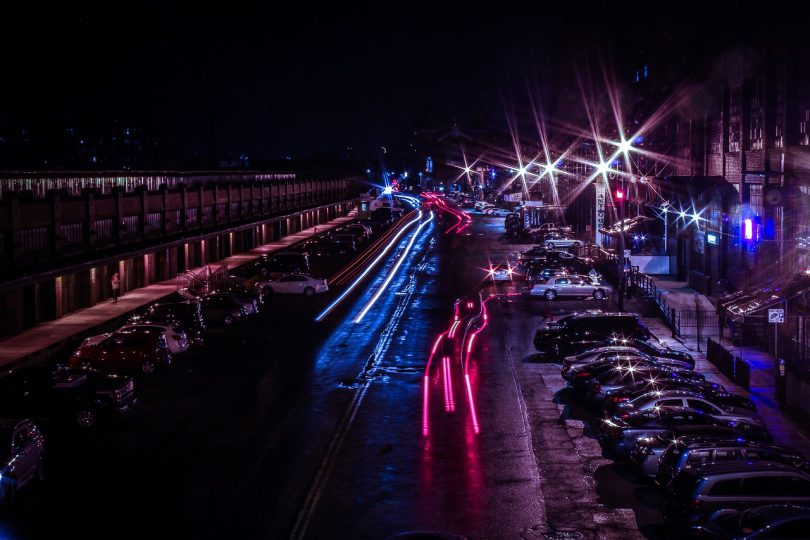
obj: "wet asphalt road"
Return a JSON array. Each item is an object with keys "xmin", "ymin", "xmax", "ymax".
[{"xmin": 1, "ymin": 205, "xmax": 662, "ymax": 539}]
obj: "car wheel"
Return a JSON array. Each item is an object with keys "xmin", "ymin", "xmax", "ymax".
[
  {"xmin": 76, "ymin": 408, "xmax": 97, "ymax": 428},
  {"xmin": 545, "ymin": 290, "xmax": 557, "ymax": 300},
  {"xmin": 303, "ymin": 287, "xmax": 315, "ymax": 297},
  {"xmin": 223, "ymin": 314, "xmax": 234, "ymax": 326},
  {"xmin": 141, "ymin": 359, "xmax": 157, "ymax": 375},
  {"xmin": 593, "ymin": 289, "xmax": 605, "ymax": 300}
]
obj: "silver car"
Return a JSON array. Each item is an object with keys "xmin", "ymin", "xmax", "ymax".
[
  {"xmin": 529, "ymin": 275, "xmax": 610, "ymax": 300},
  {"xmin": 622, "ymin": 389, "xmax": 765, "ymax": 428},
  {"xmin": 562, "ymin": 347, "xmax": 694, "ymax": 377},
  {"xmin": 543, "ymin": 235, "xmax": 583, "ymax": 249}
]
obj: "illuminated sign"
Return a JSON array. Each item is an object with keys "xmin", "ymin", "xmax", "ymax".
[
  {"xmin": 744, "ymin": 218, "xmax": 753, "ymax": 240},
  {"xmin": 707, "ymin": 233, "xmax": 718, "ymax": 245}
]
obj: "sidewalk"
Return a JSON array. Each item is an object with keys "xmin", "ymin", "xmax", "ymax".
[
  {"xmin": 636, "ymin": 277, "xmax": 810, "ymax": 456},
  {"xmin": 0, "ymin": 211, "xmax": 357, "ymax": 367}
]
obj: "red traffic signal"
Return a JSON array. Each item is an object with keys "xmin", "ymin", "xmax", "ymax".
[{"xmin": 615, "ymin": 189, "xmax": 624, "ymax": 200}]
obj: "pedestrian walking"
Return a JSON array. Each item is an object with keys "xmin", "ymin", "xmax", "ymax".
[{"xmin": 111, "ymin": 272, "xmax": 120, "ymax": 303}]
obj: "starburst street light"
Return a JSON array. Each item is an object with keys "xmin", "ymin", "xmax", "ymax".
[
  {"xmin": 595, "ymin": 161, "xmax": 613, "ymax": 179},
  {"xmin": 619, "ymin": 139, "xmax": 633, "ymax": 154}
]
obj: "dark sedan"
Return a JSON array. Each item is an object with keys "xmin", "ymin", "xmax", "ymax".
[{"xmin": 0, "ymin": 366, "xmax": 136, "ymax": 428}]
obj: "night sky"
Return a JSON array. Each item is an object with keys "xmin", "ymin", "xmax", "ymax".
[{"xmin": 0, "ymin": 2, "xmax": 802, "ymax": 162}]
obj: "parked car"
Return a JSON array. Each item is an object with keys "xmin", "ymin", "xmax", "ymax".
[
  {"xmin": 327, "ymin": 235, "xmax": 357, "ymax": 253},
  {"xmin": 562, "ymin": 347, "xmax": 694, "ymax": 379},
  {"xmin": 693, "ymin": 504, "xmax": 810, "ymax": 539},
  {"xmin": 603, "ymin": 378, "xmax": 729, "ymax": 416},
  {"xmin": 542, "ymin": 234, "xmax": 583, "ymax": 249},
  {"xmin": 528, "ymin": 275, "xmax": 610, "ymax": 300},
  {"xmin": 70, "ymin": 330, "xmax": 172, "ymax": 374},
  {"xmin": 629, "ymin": 426, "xmax": 741, "ymax": 480},
  {"xmin": 664, "ymin": 461, "xmax": 810, "ymax": 527},
  {"xmin": 0, "ymin": 419, "xmax": 45, "ymax": 506},
  {"xmin": 344, "ymin": 223, "xmax": 372, "ymax": 238},
  {"xmin": 580, "ymin": 361, "xmax": 704, "ymax": 403},
  {"xmin": 656, "ymin": 437, "xmax": 809, "ymax": 488},
  {"xmin": 200, "ymin": 294, "xmax": 247, "ymax": 326},
  {"xmin": 255, "ymin": 273, "xmax": 329, "ymax": 296},
  {"xmin": 307, "ymin": 240, "xmax": 350, "ymax": 257},
  {"xmin": 599, "ymin": 407, "xmax": 733, "ymax": 456},
  {"xmin": 566, "ymin": 338, "xmax": 695, "ymax": 372},
  {"xmin": 614, "ymin": 389, "xmax": 765, "ymax": 427},
  {"xmin": 0, "ymin": 366, "xmax": 136, "ymax": 428},
  {"xmin": 525, "ymin": 266, "xmax": 572, "ymax": 284},
  {"xmin": 255, "ymin": 252, "xmax": 310, "ymax": 278},
  {"xmin": 517, "ymin": 247, "xmax": 574, "ymax": 267},
  {"xmin": 142, "ymin": 301, "xmax": 205, "ymax": 346},
  {"xmin": 118, "ymin": 322, "xmax": 189, "ymax": 355},
  {"xmin": 220, "ymin": 289, "xmax": 261, "ymax": 314},
  {"xmin": 534, "ymin": 312, "xmax": 651, "ymax": 357}
]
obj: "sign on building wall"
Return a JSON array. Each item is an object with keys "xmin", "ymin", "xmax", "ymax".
[{"xmin": 595, "ymin": 181, "xmax": 606, "ymax": 246}]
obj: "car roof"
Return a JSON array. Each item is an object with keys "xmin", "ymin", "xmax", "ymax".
[
  {"xmin": 676, "ymin": 438, "xmax": 755, "ymax": 450},
  {"xmin": 662, "ymin": 425, "xmax": 739, "ymax": 439},
  {"xmin": 573, "ymin": 312, "xmax": 637, "ymax": 319},
  {"xmin": 628, "ymin": 406, "xmax": 703, "ymax": 418},
  {"xmin": 689, "ymin": 460, "xmax": 803, "ymax": 476},
  {"xmin": 641, "ymin": 389, "xmax": 703, "ymax": 399}
]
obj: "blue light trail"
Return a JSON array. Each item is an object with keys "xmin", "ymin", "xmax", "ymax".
[
  {"xmin": 314, "ymin": 211, "xmax": 422, "ymax": 322},
  {"xmin": 353, "ymin": 211, "xmax": 434, "ymax": 323}
]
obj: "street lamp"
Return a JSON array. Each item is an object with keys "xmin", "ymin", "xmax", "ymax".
[
  {"xmin": 660, "ymin": 202, "xmax": 670, "ymax": 255},
  {"xmin": 616, "ymin": 184, "xmax": 626, "ymax": 311}
]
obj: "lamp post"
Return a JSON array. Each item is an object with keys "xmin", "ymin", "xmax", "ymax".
[
  {"xmin": 617, "ymin": 184, "xmax": 626, "ymax": 312},
  {"xmin": 661, "ymin": 202, "xmax": 669, "ymax": 256}
]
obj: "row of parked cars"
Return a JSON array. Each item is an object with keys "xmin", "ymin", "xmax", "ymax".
[
  {"xmin": 300, "ymin": 208, "xmax": 401, "ymax": 258},
  {"xmin": 0, "ymin": 214, "xmax": 398, "ymax": 508},
  {"xmin": 534, "ymin": 309, "xmax": 810, "ymax": 537},
  {"xmin": 488, "ymin": 242, "xmax": 612, "ymax": 301}
]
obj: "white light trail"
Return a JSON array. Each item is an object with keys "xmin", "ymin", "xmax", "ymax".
[
  {"xmin": 353, "ymin": 211, "xmax": 434, "ymax": 323},
  {"xmin": 314, "ymin": 212, "xmax": 422, "ymax": 321}
]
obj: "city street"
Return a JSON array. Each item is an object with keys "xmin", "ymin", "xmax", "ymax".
[{"xmin": 6, "ymin": 5, "xmax": 810, "ymax": 539}]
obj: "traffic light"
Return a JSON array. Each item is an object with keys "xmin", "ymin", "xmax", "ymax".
[{"xmin": 615, "ymin": 188, "xmax": 624, "ymax": 200}]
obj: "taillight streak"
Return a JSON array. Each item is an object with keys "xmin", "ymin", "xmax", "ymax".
[
  {"xmin": 465, "ymin": 374, "xmax": 480, "ymax": 434},
  {"xmin": 422, "ymin": 375, "xmax": 430, "ymax": 437},
  {"xmin": 442, "ymin": 356, "xmax": 455, "ymax": 412}
]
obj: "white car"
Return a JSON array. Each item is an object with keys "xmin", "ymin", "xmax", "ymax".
[
  {"xmin": 117, "ymin": 323, "xmax": 190, "ymax": 354},
  {"xmin": 484, "ymin": 208, "xmax": 512, "ymax": 217},
  {"xmin": 528, "ymin": 275, "xmax": 609, "ymax": 300},
  {"xmin": 256, "ymin": 273, "xmax": 329, "ymax": 296},
  {"xmin": 543, "ymin": 235, "xmax": 582, "ymax": 249}
]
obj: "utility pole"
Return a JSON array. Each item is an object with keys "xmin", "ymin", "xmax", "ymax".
[{"xmin": 617, "ymin": 183, "xmax": 626, "ymax": 311}]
